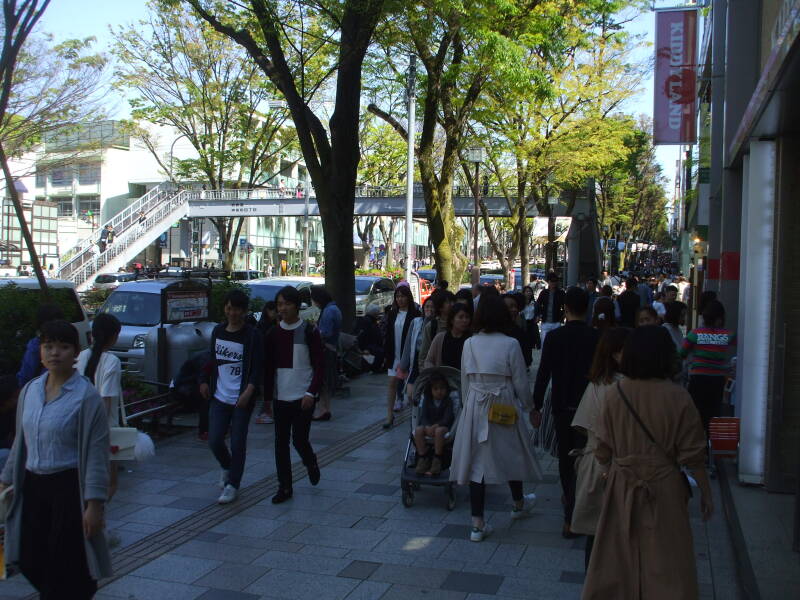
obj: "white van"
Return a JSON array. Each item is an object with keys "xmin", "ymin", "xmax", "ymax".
[{"xmin": 0, "ymin": 278, "xmax": 92, "ymax": 349}]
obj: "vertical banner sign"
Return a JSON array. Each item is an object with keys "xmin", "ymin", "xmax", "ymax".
[{"xmin": 654, "ymin": 9, "xmax": 698, "ymax": 145}]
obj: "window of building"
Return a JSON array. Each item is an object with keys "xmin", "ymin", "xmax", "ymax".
[
  {"xmin": 50, "ymin": 167, "xmax": 71, "ymax": 186},
  {"xmin": 78, "ymin": 163, "xmax": 101, "ymax": 185},
  {"xmin": 77, "ymin": 195, "xmax": 99, "ymax": 216},
  {"xmin": 56, "ymin": 198, "xmax": 73, "ymax": 217},
  {"xmin": 35, "ymin": 168, "xmax": 46, "ymax": 188}
]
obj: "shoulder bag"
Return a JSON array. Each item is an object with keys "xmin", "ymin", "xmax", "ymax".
[{"xmin": 615, "ymin": 382, "xmax": 692, "ymax": 498}]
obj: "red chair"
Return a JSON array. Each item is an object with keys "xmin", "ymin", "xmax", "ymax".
[{"xmin": 709, "ymin": 417, "xmax": 740, "ymax": 459}]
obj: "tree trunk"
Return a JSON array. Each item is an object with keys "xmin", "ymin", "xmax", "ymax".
[
  {"xmin": 519, "ymin": 218, "xmax": 531, "ymax": 287},
  {"xmin": 317, "ymin": 181, "xmax": 356, "ymax": 330},
  {"xmin": 0, "ymin": 143, "xmax": 48, "ymax": 294},
  {"xmin": 380, "ymin": 217, "xmax": 395, "ymax": 269}
]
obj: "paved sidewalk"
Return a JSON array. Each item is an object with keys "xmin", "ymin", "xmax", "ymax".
[{"xmin": 2, "ymin": 370, "xmax": 740, "ymax": 600}]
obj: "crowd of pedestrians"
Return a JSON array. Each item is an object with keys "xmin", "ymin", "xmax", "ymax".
[{"xmin": 0, "ymin": 264, "xmax": 734, "ymax": 598}]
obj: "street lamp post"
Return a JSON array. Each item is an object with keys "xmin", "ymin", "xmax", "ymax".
[
  {"xmin": 169, "ymin": 133, "xmax": 190, "ymax": 183},
  {"xmin": 302, "ymin": 169, "xmax": 310, "ymax": 276},
  {"xmin": 467, "ymin": 147, "xmax": 485, "ymax": 282}
]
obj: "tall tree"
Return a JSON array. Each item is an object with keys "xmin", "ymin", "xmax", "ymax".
[
  {"xmin": 113, "ymin": 1, "xmax": 297, "ymax": 271},
  {"xmin": 0, "ymin": 0, "xmax": 106, "ymax": 291},
  {"xmin": 180, "ymin": 0, "xmax": 388, "ymax": 328}
]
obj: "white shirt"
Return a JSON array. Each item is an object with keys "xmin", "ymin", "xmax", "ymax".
[
  {"xmin": 275, "ymin": 319, "xmax": 314, "ymax": 402},
  {"xmin": 213, "ymin": 328, "xmax": 246, "ymax": 405},
  {"xmin": 77, "ymin": 349, "xmax": 122, "ymax": 427}
]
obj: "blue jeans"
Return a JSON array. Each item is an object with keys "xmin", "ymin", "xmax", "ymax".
[{"xmin": 208, "ymin": 398, "xmax": 253, "ymax": 489}]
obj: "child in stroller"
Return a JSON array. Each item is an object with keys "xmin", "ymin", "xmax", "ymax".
[
  {"xmin": 414, "ymin": 372, "xmax": 455, "ymax": 476},
  {"xmin": 401, "ymin": 367, "xmax": 461, "ymax": 510}
]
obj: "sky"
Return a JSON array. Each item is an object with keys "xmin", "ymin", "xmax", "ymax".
[{"xmin": 39, "ymin": 0, "xmax": 680, "ymax": 195}]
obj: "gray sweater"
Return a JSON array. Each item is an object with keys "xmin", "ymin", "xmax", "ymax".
[{"xmin": 1, "ymin": 372, "xmax": 112, "ymax": 580}]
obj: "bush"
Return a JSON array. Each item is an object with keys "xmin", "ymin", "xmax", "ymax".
[
  {"xmin": 354, "ymin": 268, "xmax": 405, "ymax": 282},
  {"xmin": 0, "ymin": 283, "xmax": 84, "ymax": 373},
  {"xmin": 209, "ymin": 279, "xmax": 249, "ymax": 322},
  {"xmin": 80, "ymin": 288, "xmax": 112, "ymax": 313}
]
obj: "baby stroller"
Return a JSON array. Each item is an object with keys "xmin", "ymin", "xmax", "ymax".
[{"xmin": 400, "ymin": 367, "xmax": 462, "ymax": 511}]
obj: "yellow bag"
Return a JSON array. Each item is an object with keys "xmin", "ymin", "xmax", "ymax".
[{"xmin": 488, "ymin": 402, "xmax": 517, "ymax": 426}]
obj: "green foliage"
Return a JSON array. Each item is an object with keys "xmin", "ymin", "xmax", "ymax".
[
  {"xmin": 0, "ymin": 283, "xmax": 85, "ymax": 371},
  {"xmin": 354, "ymin": 268, "xmax": 405, "ymax": 282},
  {"xmin": 80, "ymin": 288, "xmax": 112, "ymax": 313},
  {"xmin": 208, "ymin": 280, "xmax": 248, "ymax": 322}
]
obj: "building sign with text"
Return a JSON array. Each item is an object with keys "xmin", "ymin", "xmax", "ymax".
[{"xmin": 653, "ymin": 8, "xmax": 698, "ymax": 145}]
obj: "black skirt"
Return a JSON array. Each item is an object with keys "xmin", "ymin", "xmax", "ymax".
[{"xmin": 20, "ymin": 469, "xmax": 97, "ymax": 599}]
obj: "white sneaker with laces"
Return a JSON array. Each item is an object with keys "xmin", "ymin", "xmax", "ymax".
[
  {"xmin": 511, "ymin": 493, "xmax": 537, "ymax": 520},
  {"xmin": 218, "ymin": 484, "xmax": 237, "ymax": 504},
  {"xmin": 219, "ymin": 469, "xmax": 230, "ymax": 489},
  {"xmin": 470, "ymin": 523, "xmax": 493, "ymax": 542}
]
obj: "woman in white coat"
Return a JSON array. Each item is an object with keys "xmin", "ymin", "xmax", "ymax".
[{"xmin": 450, "ymin": 294, "xmax": 541, "ymax": 542}]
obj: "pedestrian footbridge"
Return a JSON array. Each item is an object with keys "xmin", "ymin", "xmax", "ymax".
[{"xmin": 58, "ymin": 183, "xmax": 535, "ymax": 291}]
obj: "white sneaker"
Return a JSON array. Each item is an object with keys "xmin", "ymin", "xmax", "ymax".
[
  {"xmin": 511, "ymin": 493, "xmax": 537, "ymax": 520},
  {"xmin": 218, "ymin": 484, "xmax": 237, "ymax": 504},
  {"xmin": 219, "ymin": 469, "xmax": 229, "ymax": 489},
  {"xmin": 470, "ymin": 523, "xmax": 493, "ymax": 542}
]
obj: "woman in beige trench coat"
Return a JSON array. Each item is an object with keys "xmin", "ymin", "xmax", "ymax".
[
  {"xmin": 583, "ymin": 326, "xmax": 713, "ymax": 600},
  {"xmin": 450, "ymin": 295, "xmax": 542, "ymax": 543}
]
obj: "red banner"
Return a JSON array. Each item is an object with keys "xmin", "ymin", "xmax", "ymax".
[{"xmin": 654, "ymin": 9, "xmax": 698, "ymax": 145}]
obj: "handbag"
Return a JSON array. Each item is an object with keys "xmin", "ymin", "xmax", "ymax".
[
  {"xmin": 615, "ymin": 382, "xmax": 693, "ymax": 498},
  {"xmin": 488, "ymin": 402, "xmax": 517, "ymax": 426},
  {"xmin": 110, "ymin": 428, "xmax": 156, "ymax": 462}
]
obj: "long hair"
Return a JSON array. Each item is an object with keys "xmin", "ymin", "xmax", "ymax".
[
  {"xmin": 589, "ymin": 327, "xmax": 631, "ymax": 385},
  {"xmin": 84, "ymin": 313, "xmax": 121, "ymax": 384},
  {"xmin": 591, "ymin": 297, "xmax": 616, "ymax": 331},
  {"xmin": 393, "ymin": 284, "xmax": 414, "ymax": 310}
]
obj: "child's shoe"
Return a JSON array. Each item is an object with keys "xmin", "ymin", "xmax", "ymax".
[
  {"xmin": 415, "ymin": 454, "xmax": 431, "ymax": 475},
  {"xmin": 429, "ymin": 456, "xmax": 443, "ymax": 476}
]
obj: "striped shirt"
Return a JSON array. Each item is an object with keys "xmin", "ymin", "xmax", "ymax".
[{"xmin": 680, "ymin": 328, "xmax": 736, "ymax": 376}]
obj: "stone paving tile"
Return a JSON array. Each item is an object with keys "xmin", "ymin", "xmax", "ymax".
[
  {"xmin": 352, "ymin": 516, "xmax": 386, "ymax": 530},
  {"xmin": 252, "ymin": 549, "xmax": 351, "ymax": 575},
  {"xmin": 354, "ymin": 483, "xmax": 398, "ymax": 496},
  {"xmin": 117, "ymin": 521, "xmax": 164, "ymax": 534},
  {"xmin": 265, "ymin": 521, "xmax": 311, "ymax": 541},
  {"xmin": 355, "ymin": 470, "xmax": 397, "ymax": 484},
  {"xmin": 368, "ymin": 563, "xmax": 452, "ymax": 588},
  {"xmin": 193, "ymin": 564, "xmax": 271, "ymax": 591},
  {"xmin": 342, "ymin": 580, "xmax": 392, "ymax": 600},
  {"xmin": 195, "ymin": 590, "xmax": 261, "ymax": 600},
  {"xmin": 101, "ymin": 575, "xmax": 208, "ymax": 599},
  {"xmin": 440, "ymin": 570, "xmax": 505, "ymax": 595},
  {"xmin": 337, "ymin": 560, "xmax": 382, "ymax": 580},
  {"xmin": 379, "ymin": 583, "xmax": 467, "ymax": 600},
  {"xmin": 274, "ymin": 508, "xmax": 361, "ymax": 528},
  {"xmin": 328, "ymin": 497, "xmax": 396, "ymax": 517},
  {"xmin": 371, "ymin": 532, "xmax": 451, "ymax": 557},
  {"xmin": 290, "ymin": 524, "xmax": 387, "ymax": 550},
  {"xmin": 316, "ymin": 466, "xmax": 368, "ymax": 482},
  {"xmin": 344, "ymin": 549, "xmax": 417, "ymax": 567},
  {"xmin": 440, "ymin": 538, "xmax": 500, "ymax": 563},
  {"xmin": 195, "ymin": 531, "xmax": 226, "ymax": 542},
  {"xmin": 244, "ymin": 568, "xmax": 359, "ymax": 600},
  {"xmin": 123, "ymin": 505, "xmax": 195, "ymax": 527},
  {"xmin": 437, "ymin": 524, "xmax": 472, "ymax": 539},
  {"xmin": 130, "ymin": 553, "xmax": 222, "ymax": 584},
  {"xmin": 168, "ymin": 496, "xmax": 217, "ymax": 511},
  {"xmin": 489, "ymin": 543, "xmax": 527, "ymax": 566},
  {"xmin": 297, "ymin": 544, "xmax": 350, "ymax": 558},
  {"xmin": 215, "ymin": 534, "xmax": 277, "ymax": 550},
  {"xmin": 173, "ymin": 539, "xmax": 268, "ymax": 563},
  {"xmin": 113, "ymin": 491, "xmax": 182, "ymax": 506},
  {"xmin": 209, "ymin": 515, "xmax": 284, "ymax": 538},
  {"xmin": 559, "ymin": 570, "xmax": 585, "ymax": 584}
]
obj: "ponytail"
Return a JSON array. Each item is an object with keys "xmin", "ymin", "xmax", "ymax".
[{"xmin": 85, "ymin": 313, "xmax": 121, "ymax": 384}]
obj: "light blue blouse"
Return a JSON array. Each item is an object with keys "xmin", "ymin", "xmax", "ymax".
[{"xmin": 22, "ymin": 370, "xmax": 88, "ymax": 474}]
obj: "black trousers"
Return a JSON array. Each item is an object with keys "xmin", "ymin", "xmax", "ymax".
[
  {"xmin": 20, "ymin": 469, "xmax": 97, "ymax": 600},
  {"xmin": 688, "ymin": 374, "xmax": 726, "ymax": 437},
  {"xmin": 274, "ymin": 399, "xmax": 317, "ymax": 490},
  {"xmin": 469, "ymin": 480, "xmax": 523, "ymax": 518},
  {"xmin": 553, "ymin": 411, "xmax": 586, "ymax": 524}
]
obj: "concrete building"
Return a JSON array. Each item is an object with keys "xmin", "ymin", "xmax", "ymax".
[{"xmin": 680, "ymin": 0, "xmax": 799, "ymax": 557}]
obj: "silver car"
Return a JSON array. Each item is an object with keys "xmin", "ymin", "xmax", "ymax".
[
  {"xmin": 355, "ymin": 276, "xmax": 396, "ymax": 316},
  {"xmin": 243, "ymin": 277, "xmax": 322, "ymax": 322}
]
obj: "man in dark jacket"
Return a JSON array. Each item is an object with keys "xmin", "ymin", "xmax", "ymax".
[
  {"xmin": 532, "ymin": 286, "xmax": 600, "ymax": 538},
  {"xmin": 199, "ymin": 289, "xmax": 263, "ymax": 505},
  {"xmin": 535, "ymin": 272, "xmax": 566, "ymax": 345},
  {"xmin": 618, "ymin": 277, "xmax": 642, "ymax": 327}
]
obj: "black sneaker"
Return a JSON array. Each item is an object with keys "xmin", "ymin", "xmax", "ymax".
[
  {"xmin": 271, "ymin": 488, "xmax": 293, "ymax": 504},
  {"xmin": 308, "ymin": 462, "xmax": 321, "ymax": 486}
]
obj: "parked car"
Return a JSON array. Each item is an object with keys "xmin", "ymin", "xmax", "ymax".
[
  {"xmin": 355, "ymin": 275, "xmax": 396, "ymax": 316},
  {"xmin": 93, "ymin": 272, "xmax": 138, "ymax": 290},
  {"xmin": 243, "ymin": 276, "xmax": 324, "ymax": 321},
  {"xmin": 230, "ymin": 270, "xmax": 264, "ymax": 281},
  {"xmin": 479, "ymin": 274, "xmax": 505, "ymax": 288},
  {"xmin": 97, "ymin": 279, "xmax": 213, "ymax": 374},
  {"xmin": 0, "ymin": 277, "xmax": 92, "ymax": 349}
]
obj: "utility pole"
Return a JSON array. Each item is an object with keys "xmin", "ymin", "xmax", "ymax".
[
  {"xmin": 404, "ymin": 55, "xmax": 416, "ymax": 284},
  {"xmin": 302, "ymin": 169, "xmax": 310, "ymax": 276}
]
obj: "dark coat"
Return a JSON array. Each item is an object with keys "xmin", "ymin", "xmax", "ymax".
[
  {"xmin": 383, "ymin": 304, "xmax": 422, "ymax": 368},
  {"xmin": 535, "ymin": 288, "xmax": 566, "ymax": 324}
]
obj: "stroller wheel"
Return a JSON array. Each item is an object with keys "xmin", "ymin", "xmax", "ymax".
[
  {"xmin": 402, "ymin": 487, "xmax": 414, "ymax": 508},
  {"xmin": 446, "ymin": 485, "xmax": 456, "ymax": 511}
]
